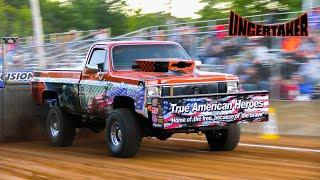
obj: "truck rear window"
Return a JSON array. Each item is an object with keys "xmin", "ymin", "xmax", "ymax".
[{"xmin": 112, "ymin": 44, "xmax": 190, "ymax": 70}]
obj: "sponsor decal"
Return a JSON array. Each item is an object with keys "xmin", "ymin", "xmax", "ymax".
[
  {"xmin": 152, "ymin": 92, "xmax": 269, "ymax": 129},
  {"xmin": 0, "ymin": 80, "xmax": 4, "ymax": 88},
  {"xmin": 0, "ymin": 71, "xmax": 33, "ymax": 82},
  {"xmin": 229, "ymin": 11, "xmax": 308, "ymax": 36}
]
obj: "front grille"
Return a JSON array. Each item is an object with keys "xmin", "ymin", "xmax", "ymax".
[{"xmin": 162, "ymin": 82, "xmax": 227, "ymax": 96}]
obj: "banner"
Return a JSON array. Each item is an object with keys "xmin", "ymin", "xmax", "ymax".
[
  {"xmin": 0, "ymin": 80, "xmax": 4, "ymax": 88},
  {"xmin": 229, "ymin": 11, "xmax": 308, "ymax": 36},
  {"xmin": 152, "ymin": 91, "xmax": 269, "ymax": 129},
  {"xmin": 0, "ymin": 71, "xmax": 33, "ymax": 86}
]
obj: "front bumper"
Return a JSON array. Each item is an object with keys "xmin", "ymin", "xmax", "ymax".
[{"xmin": 150, "ymin": 91, "xmax": 269, "ymax": 130}]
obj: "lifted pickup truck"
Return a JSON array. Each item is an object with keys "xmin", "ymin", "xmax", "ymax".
[{"xmin": 31, "ymin": 41, "xmax": 269, "ymax": 157}]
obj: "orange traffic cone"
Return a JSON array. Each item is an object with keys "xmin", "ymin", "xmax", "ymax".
[{"xmin": 261, "ymin": 107, "xmax": 280, "ymax": 140}]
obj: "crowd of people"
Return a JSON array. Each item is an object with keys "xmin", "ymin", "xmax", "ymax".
[
  {"xmin": 131, "ymin": 23, "xmax": 320, "ymax": 101},
  {"xmin": 196, "ymin": 34, "xmax": 320, "ymax": 101}
]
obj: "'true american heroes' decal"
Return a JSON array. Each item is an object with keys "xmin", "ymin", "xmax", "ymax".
[{"xmin": 229, "ymin": 11, "xmax": 308, "ymax": 37}]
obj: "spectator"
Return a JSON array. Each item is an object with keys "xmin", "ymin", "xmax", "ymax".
[
  {"xmin": 0, "ymin": 49, "xmax": 3, "ymax": 69},
  {"xmin": 293, "ymin": 74, "xmax": 313, "ymax": 101},
  {"xmin": 239, "ymin": 66, "xmax": 260, "ymax": 91},
  {"xmin": 94, "ymin": 29, "xmax": 110, "ymax": 41},
  {"xmin": 202, "ymin": 36, "xmax": 224, "ymax": 65},
  {"xmin": 312, "ymin": 84, "xmax": 320, "ymax": 99},
  {"xmin": 252, "ymin": 58, "xmax": 270, "ymax": 90},
  {"xmin": 215, "ymin": 25, "xmax": 226, "ymax": 40},
  {"xmin": 152, "ymin": 30, "xmax": 166, "ymax": 41},
  {"xmin": 179, "ymin": 26, "xmax": 198, "ymax": 58},
  {"xmin": 298, "ymin": 57, "xmax": 320, "ymax": 84},
  {"xmin": 280, "ymin": 54, "xmax": 299, "ymax": 80},
  {"xmin": 224, "ymin": 57, "xmax": 239, "ymax": 75},
  {"xmin": 280, "ymin": 78, "xmax": 299, "ymax": 100},
  {"xmin": 282, "ymin": 37, "xmax": 301, "ymax": 52}
]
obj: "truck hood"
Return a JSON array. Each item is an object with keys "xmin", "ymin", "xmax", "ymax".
[
  {"xmin": 110, "ymin": 69, "xmax": 238, "ymax": 85},
  {"xmin": 110, "ymin": 58, "xmax": 238, "ymax": 85}
]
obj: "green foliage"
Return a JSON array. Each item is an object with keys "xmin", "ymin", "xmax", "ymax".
[
  {"xmin": 198, "ymin": 0, "xmax": 302, "ymax": 20},
  {"xmin": 39, "ymin": 0, "xmax": 128, "ymax": 35},
  {"xmin": 127, "ymin": 12, "xmax": 172, "ymax": 32},
  {"xmin": 0, "ymin": 0, "xmax": 32, "ymax": 37}
]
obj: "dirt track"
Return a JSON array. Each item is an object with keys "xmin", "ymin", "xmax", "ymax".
[{"xmin": 0, "ymin": 134, "xmax": 319, "ymax": 179}]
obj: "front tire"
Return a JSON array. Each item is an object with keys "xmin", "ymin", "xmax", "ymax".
[
  {"xmin": 46, "ymin": 106, "xmax": 75, "ymax": 147},
  {"xmin": 105, "ymin": 108, "xmax": 141, "ymax": 157},
  {"xmin": 205, "ymin": 124, "xmax": 240, "ymax": 151}
]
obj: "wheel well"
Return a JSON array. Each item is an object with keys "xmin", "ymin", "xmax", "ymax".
[
  {"xmin": 113, "ymin": 96, "xmax": 135, "ymax": 110},
  {"xmin": 42, "ymin": 91, "xmax": 58, "ymax": 104}
]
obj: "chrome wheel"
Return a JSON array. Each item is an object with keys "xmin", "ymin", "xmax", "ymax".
[
  {"xmin": 110, "ymin": 122, "xmax": 122, "ymax": 147},
  {"xmin": 50, "ymin": 115, "xmax": 59, "ymax": 137}
]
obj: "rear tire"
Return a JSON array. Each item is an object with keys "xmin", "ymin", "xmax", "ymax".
[
  {"xmin": 46, "ymin": 106, "xmax": 75, "ymax": 147},
  {"xmin": 205, "ymin": 124, "xmax": 240, "ymax": 151},
  {"xmin": 105, "ymin": 108, "xmax": 141, "ymax": 157}
]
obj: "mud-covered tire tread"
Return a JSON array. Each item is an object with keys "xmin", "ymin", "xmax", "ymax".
[
  {"xmin": 46, "ymin": 106, "xmax": 75, "ymax": 147},
  {"xmin": 106, "ymin": 108, "xmax": 141, "ymax": 157},
  {"xmin": 205, "ymin": 124, "xmax": 240, "ymax": 151}
]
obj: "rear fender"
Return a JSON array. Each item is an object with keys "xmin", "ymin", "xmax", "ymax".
[{"xmin": 42, "ymin": 90, "xmax": 59, "ymax": 106}]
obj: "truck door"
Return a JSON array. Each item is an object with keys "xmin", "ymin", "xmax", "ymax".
[{"xmin": 79, "ymin": 45, "xmax": 109, "ymax": 118}]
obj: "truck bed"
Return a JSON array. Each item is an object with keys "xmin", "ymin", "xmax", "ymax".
[{"xmin": 31, "ymin": 69, "xmax": 82, "ymax": 105}]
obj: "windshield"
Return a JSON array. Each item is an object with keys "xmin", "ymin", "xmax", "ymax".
[{"xmin": 112, "ymin": 44, "xmax": 190, "ymax": 70}]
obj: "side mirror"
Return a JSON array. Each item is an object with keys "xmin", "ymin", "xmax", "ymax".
[
  {"xmin": 97, "ymin": 63, "xmax": 103, "ymax": 71},
  {"xmin": 84, "ymin": 64, "xmax": 99, "ymax": 74}
]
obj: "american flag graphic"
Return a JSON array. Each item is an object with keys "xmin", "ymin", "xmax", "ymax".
[
  {"xmin": 158, "ymin": 92, "xmax": 269, "ymax": 130},
  {"xmin": 106, "ymin": 86, "xmax": 145, "ymax": 110},
  {"xmin": 81, "ymin": 82, "xmax": 145, "ymax": 113}
]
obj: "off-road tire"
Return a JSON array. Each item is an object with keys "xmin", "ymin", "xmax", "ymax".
[
  {"xmin": 46, "ymin": 106, "xmax": 76, "ymax": 147},
  {"xmin": 105, "ymin": 108, "xmax": 141, "ymax": 157},
  {"xmin": 205, "ymin": 124, "xmax": 240, "ymax": 151}
]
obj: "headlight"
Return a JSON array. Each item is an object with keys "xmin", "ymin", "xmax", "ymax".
[
  {"xmin": 147, "ymin": 86, "xmax": 161, "ymax": 96},
  {"xmin": 227, "ymin": 81, "xmax": 239, "ymax": 92}
]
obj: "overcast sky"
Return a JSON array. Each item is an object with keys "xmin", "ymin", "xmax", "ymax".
[{"xmin": 126, "ymin": 0, "xmax": 205, "ymax": 18}]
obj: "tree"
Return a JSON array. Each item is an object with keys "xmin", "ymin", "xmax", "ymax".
[
  {"xmin": 127, "ymin": 12, "xmax": 170, "ymax": 33},
  {"xmin": 0, "ymin": 0, "xmax": 32, "ymax": 37},
  {"xmin": 4, "ymin": 0, "xmax": 29, "ymax": 8},
  {"xmin": 198, "ymin": 0, "xmax": 302, "ymax": 20},
  {"xmin": 39, "ymin": 0, "xmax": 128, "ymax": 35},
  {"xmin": 40, "ymin": 0, "xmax": 71, "ymax": 34}
]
